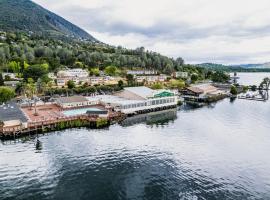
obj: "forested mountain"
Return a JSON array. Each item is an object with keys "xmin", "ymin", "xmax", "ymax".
[{"xmin": 0, "ymin": 0, "xmax": 96, "ymax": 41}]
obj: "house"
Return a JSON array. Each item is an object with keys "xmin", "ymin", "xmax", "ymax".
[
  {"xmin": 95, "ymin": 86, "xmax": 177, "ymax": 114},
  {"xmin": 172, "ymin": 71, "xmax": 188, "ymax": 79},
  {"xmin": 56, "ymin": 78, "xmax": 66, "ymax": 87},
  {"xmin": 2, "ymin": 73, "xmax": 17, "ymax": 80},
  {"xmin": 48, "ymin": 73, "xmax": 57, "ymax": 79},
  {"xmin": 4, "ymin": 81, "xmax": 20, "ymax": 88},
  {"xmin": 56, "ymin": 96, "xmax": 99, "ymax": 109},
  {"xmin": 89, "ymin": 76, "xmax": 116, "ymax": 85}
]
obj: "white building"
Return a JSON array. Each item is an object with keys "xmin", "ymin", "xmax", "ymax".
[
  {"xmin": 57, "ymin": 68, "xmax": 89, "ymax": 78},
  {"xmin": 127, "ymin": 70, "xmax": 157, "ymax": 75},
  {"xmin": 2, "ymin": 73, "xmax": 16, "ymax": 80},
  {"xmin": 172, "ymin": 71, "xmax": 189, "ymax": 79},
  {"xmin": 56, "ymin": 96, "xmax": 99, "ymax": 109},
  {"xmin": 48, "ymin": 73, "xmax": 57, "ymax": 79},
  {"xmin": 135, "ymin": 75, "xmax": 167, "ymax": 83},
  {"xmin": 91, "ymin": 87, "xmax": 177, "ymax": 114}
]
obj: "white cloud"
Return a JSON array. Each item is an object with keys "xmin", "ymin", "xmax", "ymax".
[{"xmin": 34, "ymin": 0, "xmax": 270, "ymax": 64}]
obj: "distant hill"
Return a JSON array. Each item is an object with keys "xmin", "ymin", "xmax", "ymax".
[
  {"xmin": 231, "ymin": 63, "xmax": 270, "ymax": 69},
  {"xmin": 0, "ymin": 0, "xmax": 97, "ymax": 41},
  {"xmin": 197, "ymin": 63, "xmax": 270, "ymax": 72}
]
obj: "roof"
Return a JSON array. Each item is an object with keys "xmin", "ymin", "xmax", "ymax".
[
  {"xmin": 186, "ymin": 87, "xmax": 204, "ymax": 94},
  {"xmin": 57, "ymin": 96, "xmax": 89, "ymax": 104},
  {"xmin": 0, "ymin": 102, "xmax": 28, "ymax": 123},
  {"xmin": 88, "ymin": 95, "xmax": 145, "ymax": 106},
  {"xmin": 124, "ymin": 87, "xmax": 154, "ymax": 99},
  {"xmin": 187, "ymin": 84, "xmax": 218, "ymax": 94}
]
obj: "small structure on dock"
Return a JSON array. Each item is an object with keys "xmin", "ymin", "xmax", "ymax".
[{"xmin": 0, "ymin": 102, "xmax": 29, "ymax": 135}]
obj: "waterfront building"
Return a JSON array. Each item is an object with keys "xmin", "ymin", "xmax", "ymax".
[
  {"xmin": 56, "ymin": 96, "xmax": 99, "ymax": 109},
  {"xmin": 91, "ymin": 86, "xmax": 177, "ymax": 114},
  {"xmin": 182, "ymin": 84, "xmax": 224, "ymax": 99}
]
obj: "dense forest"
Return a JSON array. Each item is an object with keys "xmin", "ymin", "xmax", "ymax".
[{"xmin": 0, "ymin": 31, "xmax": 187, "ymax": 74}]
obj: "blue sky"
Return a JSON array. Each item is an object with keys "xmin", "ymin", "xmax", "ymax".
[{"xmin": 34, "ymin": 0, "xmax": 270, "ymax": 64}]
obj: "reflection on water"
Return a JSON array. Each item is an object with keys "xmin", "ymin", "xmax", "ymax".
[
  {"xmin": 121, "ymin": 109, "xmax": 177, "ymax": 127},
  {"xmin": 1, "ymin": 73, "xmax": 270, "ymax": 200}
]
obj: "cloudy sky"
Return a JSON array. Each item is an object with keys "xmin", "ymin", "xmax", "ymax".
[{"xmin": 34, "ymin": 0, "xmax": 270, "ymax": 64}]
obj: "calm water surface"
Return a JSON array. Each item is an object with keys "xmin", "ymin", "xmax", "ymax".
[{"xmin": 1, "ymin": 73, "xmax": 270, "ymax": 200}]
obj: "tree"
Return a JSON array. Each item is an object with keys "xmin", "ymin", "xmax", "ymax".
[
  {"xmin": 230, "ymin": 85, "xmax": 238, "ymax": 95},
  {"xmin": 126, "ymin": 74, "xmax": 134, "ymax": 86},
  {"xmin": 168, "ymin": 79, "xmax": 185, "ymax": 90},
  {"xmin": 105, "ymin": 66, "xmax": 117, "ymax": 76},
  {"xmin": 0, "ymin": 74, "xmax": 4, "ymax": 86},
  {"xmin": 191, "ymin": 73, "xmax": 198, "ymax": 83},
  {"xmin": 211, "ymin": 71, "xmax": 230, "ymax": 83},
  {"xmin": 8, "ymin": 61, "xmax": 20, "ymax": 73},
  {"xmin": 23, "ymin": 64, "xmax": 48, "ymax": 81},
  {"xmin": 118, "ymin": 80, "xmax": 124, "ymax": 89},
  {"xmin": 67, "ymin": 80, "xmax": 75, "ymax": 89},
  {"xmin": 90, "ymin": 68, "xmax": 100, "ymax": 76},
  {"xmin": 151, "ymin": 83, "xmax": 163, "ymax": 90},
  {"xmin": 0, "ymin": 87, "xmax": 15, "ymax": 103}
]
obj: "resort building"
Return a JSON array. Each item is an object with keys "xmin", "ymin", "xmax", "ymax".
[
  {"xmin": 56, "ymin": 96, "xmax": 99, "ymax": 109},
  {"xmin": 172, "ymin": 71, "xmax": 189, "ymax": 79},
  {"xmin": 56, "ymin": 77, "xmax": 89, "ymax": 87},
  {"xmin": 135, "ymin": 74, "xmax": 168, "ymax": 83},
  {"xmin": 91, "ymin": 86, "xmax": 178, "ymax": 114},
  {"xmin": 127, "ymin": 70, "xmax": 157, "ymax": 75},
  {"xmin": 57, "ymin": 68, "xmax": 89, "ymax": 78}
]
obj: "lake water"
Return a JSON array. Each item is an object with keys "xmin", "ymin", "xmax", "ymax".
[{"xmin": 1, "ymin": 73, "xmax": 270, "ymax": 200}]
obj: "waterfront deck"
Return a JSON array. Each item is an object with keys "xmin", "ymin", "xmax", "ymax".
[{"xmin": 0, "ymin": 103, "xmax": 125, "ymax": 139}]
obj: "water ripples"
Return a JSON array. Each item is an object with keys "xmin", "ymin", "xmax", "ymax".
[{"xmin": 1, "ymin": 90, "xmax": 270, "ymax": 199}]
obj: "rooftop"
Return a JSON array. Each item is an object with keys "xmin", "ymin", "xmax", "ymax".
[
  {"xmin": 0, "ymin": 102, "xmax": 28, "ymax": 123},
  {"xmin": 187, "ymin": 84, "xmax": 219, "ymax": 94},
  {"xmin": 125, "ymin": 86, "xmax": 154, "ymax": 99},
  {"xmin": 88, "ymin": 95, "xmax": 145, "ymax": 106}
]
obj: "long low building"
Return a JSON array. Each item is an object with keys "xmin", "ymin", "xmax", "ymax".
[
  {"xmin": 89, "ymin": 87, "xmax": 178, "ymax": 114},
  {"xmin": 56, "ymin": 96, "xmax": 99, "ymax": 109}
]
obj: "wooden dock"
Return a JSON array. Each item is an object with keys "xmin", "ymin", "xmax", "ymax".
[{"xmin": 0, "ymin": 112, "xmax": 125, "ymax": 139}]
